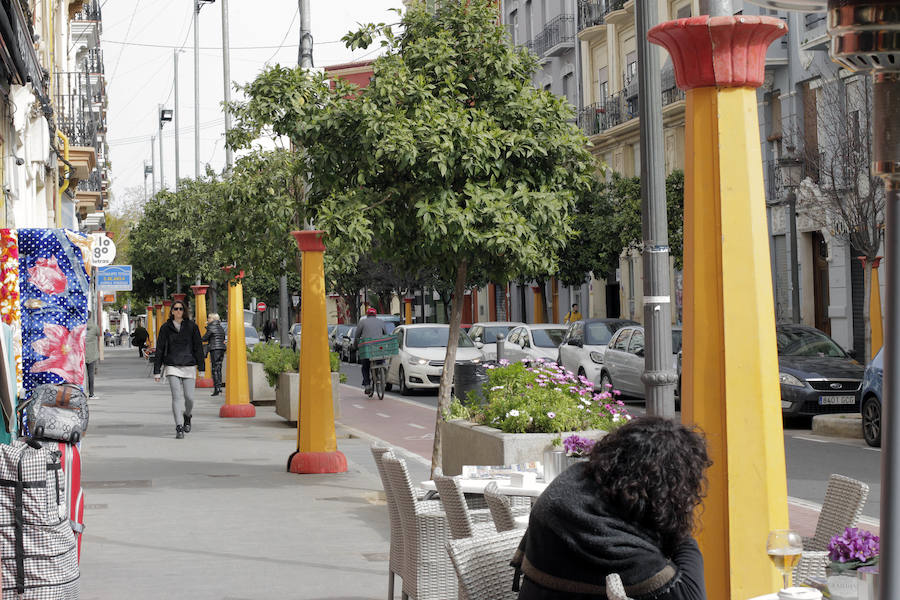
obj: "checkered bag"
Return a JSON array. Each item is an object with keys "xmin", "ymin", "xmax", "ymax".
[
  {"xmin": 23, "ymin": 384, "xmax": 89, "ymax": 444},
  {"xmin": 0, "ymin": 440, "xmax": 80, "ymax": 599}
]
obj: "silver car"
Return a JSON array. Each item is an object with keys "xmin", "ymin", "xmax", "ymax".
[
  {"xmin": 502, "ymin": 324, "xmax": 567, "ymax": 362},
  {"xmin": 290, "ymin": 323, "xmax": 302, "ymax": 351},
  {"xmin": 467, "ymin": 321, "xmax": 524, "ymax": 361},
  {"xmin": 599, "ymin": 325, "xmax": 682, "ymax": 398}
]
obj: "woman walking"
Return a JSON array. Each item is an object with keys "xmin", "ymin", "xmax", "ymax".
[
  {"xmin": 153, "ymin": 300, "xmax": 205, "ymax": 439},
  {"xmin": 202, "ymin": 313, "xmax": 226, "ymax": 396}
]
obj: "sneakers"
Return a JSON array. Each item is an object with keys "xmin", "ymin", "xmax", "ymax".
[
  {"xmin": 211, "ymin": 388, "xmax": 221, "ymax": 396},
  {"xmin": 183, "ymin": 414, "xmax": 192, "ymax": 433},
  {"xmin": 175, "ymin": 425, "xmax": 184, "ymax": 439},
  {"xmin": 364, "ymin": 386, "xmax": 373, "ymax": 396},
  {"xmin": 88, "ymin": 395, "xmax": 98, "ymax": 400}
]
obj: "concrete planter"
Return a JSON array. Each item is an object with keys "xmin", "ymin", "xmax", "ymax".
[
  {"xmin": 275, "ymin": 372, "xmax": 300, "ymax": 422},
  {"xmin": 440, "ymin": 419, "xmax": 607, "ymax": 476},
  {"xmin": 247, "ymin": 361, "xmax": 276, "ymax": 404},
  {"xmin": 331, "ymin": 372, "xmax": 341, "ymax": 419}
]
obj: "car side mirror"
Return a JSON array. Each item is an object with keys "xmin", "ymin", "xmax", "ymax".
[
  {"xmin": 475, "ymin": 341, "xmax": 484, "ymax": 349},
  {"xmin": 635, "ymin": 348, "xmax": 644, "ymax": 357},
  {"xmin": 569, "ymin": 339, "xmax": 583, "ymax": 348},
  {"xmin": 847, "ymin": 348, "xmax": 857, "ymax": 359}
]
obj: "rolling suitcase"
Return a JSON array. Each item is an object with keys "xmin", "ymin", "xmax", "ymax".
[
  {"xmin": 22, "ymin": 384, "xmax": 89, "ymax": 444},
  {"xmin": 56, "ymin": 443, "xmax": 84, "ymax": 562}
]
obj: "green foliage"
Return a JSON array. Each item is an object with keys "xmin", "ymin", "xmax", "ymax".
[
  {"xmin": 329, "ymin": 351, "xmax": 341, "ymax": 373},
  {"xmin": 448, "ymin": 360, "xmax": 630, "ymax": 434},
  {"xmin": 247, "ymin": 343, "xmax": 300, "ymax": 387}
]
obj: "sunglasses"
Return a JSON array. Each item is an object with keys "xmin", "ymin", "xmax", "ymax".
[{"xmin": 172, "ymin": 306, "xmax": 185, "ymax": 311}]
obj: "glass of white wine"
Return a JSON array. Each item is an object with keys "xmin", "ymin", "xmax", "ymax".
[{"xmin": 767, "ymin": 529, "xmax": 803, "ymax": 590}]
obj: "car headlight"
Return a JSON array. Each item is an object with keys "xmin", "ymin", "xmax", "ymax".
[
  {"xmin": 471, "ymin": 358, "xmax": 481, "ymax": 364},
  {"xmin": 589, "ymin": 351, "xmax": 604, "ymax": 364},
  {"xmin": 779, "ymin": 372, "xmax": 805, "ymax": 388},
  {"xmin": 407, "ymin": 356, "xmax": 428, "ymax": 366}
]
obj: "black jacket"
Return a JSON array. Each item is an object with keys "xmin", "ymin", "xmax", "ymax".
[
  {"xmin": 512, "ymin": 462, "xmax": 706, "ymax": 600},
  {"xmin": 131, "ymin": 325, "xmax": 149, "ymax": 346},
  {"xmin": 153, "ymin": 319, "xmax": 205, "ymax": 375},
  {"xmin": 202, "ymin": 320, "xmax": 226, "ymax": 352}
]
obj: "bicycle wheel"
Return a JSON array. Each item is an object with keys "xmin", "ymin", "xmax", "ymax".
[{"xmin": 375, "ymin": 366, "xmax": 386, "ymax": 400}]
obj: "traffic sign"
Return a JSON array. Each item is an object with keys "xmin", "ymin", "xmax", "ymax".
[
  {"xmin": 257, "ymin": 302, "xmax": 267, "ymax": 312},
  {"xmin": 97, "ymin": 265, "xmax": 132, "ymax": 291},
  {"xmin": 91, "ymin": 234, "xmax": 117, "ymax": 267},
  {"xmin": 102, "ymin": 292, "xmax": 116, "ymax": 304}
]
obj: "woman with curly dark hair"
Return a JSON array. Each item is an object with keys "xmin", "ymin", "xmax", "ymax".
[{"xmin": 512, "ymin": 416, "xmax": 712, "ymax": 600}]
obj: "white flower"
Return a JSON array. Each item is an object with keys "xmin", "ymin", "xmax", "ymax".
[
  {"xmin": 547, "ymin": 412, "xmax": 556, "ymax": 418},
  {"xmin": 490, "ymin": 385, "xmax": 505, "ymax": 391},
  {"xmin": 612, "ymin": 413, "xmax": 621, "ymax": 422},
  {"xmin": 506, "ymin": 409, "xmax": 520, "ymax": 418}
]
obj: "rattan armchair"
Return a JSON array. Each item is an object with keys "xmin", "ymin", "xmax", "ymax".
[
  {"xmin": 433, "ymin": 473, "xmax": 496, "ymax": 539},
  {"xmin": 793, "ymin": 473, "xmax": 869, "ymax": 585},
  {"xmin": 446, "ymin": 529, "xmax": 523, "ymax": 600},
  {"xmin": 484, "ymin": 481, "xmax": 521, "ymax": 532},
  {"xmin": 383, "ymin": 454, "xmax": 459, "ymax": 600}
]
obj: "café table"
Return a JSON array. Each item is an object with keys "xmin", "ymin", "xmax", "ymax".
[{"xmin": 419, "ymin": 477, "xmax": 548, "ymax": 498}]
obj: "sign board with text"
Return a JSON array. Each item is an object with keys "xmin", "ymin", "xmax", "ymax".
[
  {"xmin": 97, "ymin": 265, "xmax": 132, "ymax": 291},
  {"xmin": 91, "ymin": 234, "xmax": 117, "ymax": 267},
  {"xmin": 102, "ymin": 292, "xmax": 116, "ymax": 304}
]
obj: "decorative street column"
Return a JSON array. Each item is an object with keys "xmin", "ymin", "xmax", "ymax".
[
  {"xmin": 404, "ymin": 297, "xmax": 413, "ymax": 324},
  {"xmin": 146, "ymin": 305, "xmax": 155, "ymax": 347},
  {"xmin": 221, "ymin": 268, "xmax": 255, "ymax": 417},
  {"xmin": 531, "ymin": 286, "xmax": 543, "ymax": 324},
  {"xmin": 191, "ymin": 285, "xmax": 214, "ymax": 387},
  {"xmin": 162, "ymin": 300, "xmax": 173, "ymax": 325},
  {"xmin": 858, "ymin": 256, "xmax": 885, "ymax": 360},
  {"xmin": 649, "ymin": 15, "xmax": 790, "ymax": 599},
  {"xmin": 154, "ymin": 303, "xmax": 164, "ymax": 337},
  {"xmin": 287, "ymin": 230, "xmax": 347, "ymax": 474},
  {"xmin": 172, "ymin": 293, "xmax": 187, "ymax": 303}
]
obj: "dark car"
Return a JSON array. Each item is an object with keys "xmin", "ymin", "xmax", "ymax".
[
  {"xmin": 860, "ymin": 349, "xmax": 883, "ymax": 447},
  {"xmin": 329, "ymin": 324, "xmax": 353, "ymax": 353},
  {"xmin": 776, "ymin": 324, "xmax": 864, "ymax": 417}
]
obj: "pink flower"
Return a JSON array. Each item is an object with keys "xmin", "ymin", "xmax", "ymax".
[
  {"xmin": 28, "ymin": 256, "xmax": 67, "ymax": 295},
  {"xmin": 31, "ymin": 323, "xmax": 85, "ymax": 384}
]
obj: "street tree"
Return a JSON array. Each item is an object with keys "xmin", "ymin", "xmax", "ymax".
[{"xmin": 795, "ymin": 73, "xmax": 884, "ymax": 360}]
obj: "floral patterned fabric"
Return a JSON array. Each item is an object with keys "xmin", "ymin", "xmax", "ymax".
[
  {"xmin": 0, "ymin": 229, "xmax": 22, "ymax": 396},
  {"xmin": 18, "ymin": 229, "xmax": 89, "ymax": 394}
]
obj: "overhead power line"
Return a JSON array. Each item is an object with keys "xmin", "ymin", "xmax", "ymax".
[{"xmin": 102, "ymin": 38, "xmax": 347, "ymax": 50}]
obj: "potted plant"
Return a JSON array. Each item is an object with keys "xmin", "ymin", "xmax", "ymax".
[
  {"xmin": 442, "ymin": 358, "xmax": 629, "ymax": 475},
  {"xmin": 246, "ymin": 343, "xmax": 285, "ymax": 404},
  {"xmin": 826, "ymin": 527, "xmax": 879, "ymax": 600}
]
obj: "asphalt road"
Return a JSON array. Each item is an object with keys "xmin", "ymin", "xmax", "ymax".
[{"xmin": 338, "ymin": 360, "xmax": 882, "ymax": 519}]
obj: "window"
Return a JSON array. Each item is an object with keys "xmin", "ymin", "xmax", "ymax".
[
  {"xmin": 533, "ymin": 328, "xmax": 566, "ymax": 348},
  {"xmin": 562, "ymin": 73, "xmax": 573, "ymax": 105},
  {"xmin": 676, "ymin": 4, "xmax": 691, "ymax": 19},
  {"xmin": 624, "ymin": 52, "xmax": 637, "ymax": 86},
  {"xmin": 525, "ymin": 0, "xmax": 533, "ymax": 45},
  {"xmin": 507, "ymin": 328, "xmax": 521, "ymax": 345},
  {"xmin": 611, "ymin": 329, "xmax": 632, "ymax": 351},
  {"xmin": 628, "ymin": 330, "xmax": 644, "ymax": 355},
  {"xmin": 598, "ymin": 66, "xmax": 609, "ymax": 99},
  {"xmin": 509, "ymin": 9, "xmax": 518, "ymax": 45}
]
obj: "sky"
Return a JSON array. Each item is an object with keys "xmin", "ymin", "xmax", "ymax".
[{"xmin": 102, "ymin": 0, "xmax": 400, "ymax": 209}]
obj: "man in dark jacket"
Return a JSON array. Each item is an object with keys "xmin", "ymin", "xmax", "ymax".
[
  {"xmin": 202, "ymin": 313, "xmax": 226, "ymax": 395},
  {"xmin": 131, "ymin": 322, "xmax": 150, "ymax": 357},
  {"xmin": 354, "ymin": 307, "xmax": 388, "ymax": 395}
]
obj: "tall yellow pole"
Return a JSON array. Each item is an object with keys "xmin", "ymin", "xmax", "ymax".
[
  {"xmin": 404, "ymin": 297, "xmax": 413, "ymax": 324},
  {"xmin": 146, "ymin": 305, "xmax": 155, "ymax": 347},
  {"xmin": 531, "ymin": 286, "xmax": 543, "ymax": 324},
  {"xmin": 650, "ymin": 15, "xmax": 789, "ymax": 599},
  {"xmin": 154, "ymin": 303, "xmax": 164, "ymax": 339},
  {"xmin": 288, "ymin": 230, "xmax": 347, "ymax": 474},
  {"xmin": 220, "ymin": 269, "xmax": 255, "ymax": 417},
  {"xmin": 870, "ymin": 257, "xmax": 884, "ymax": 359},
  {"xmin": 191, "ymin": 285, "xmax": 214, "ymax": 387}
]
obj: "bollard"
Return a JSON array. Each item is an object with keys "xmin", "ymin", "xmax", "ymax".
[{"xmin": 495, "ymin": 333, "xmax": 505, "ymax": 362}]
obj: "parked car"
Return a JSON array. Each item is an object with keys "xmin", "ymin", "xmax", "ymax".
[
  {"xmin": 502, "ymin": 324, "xmax": 567, "ymax": 362},
  {"xmin": 289, "ymin": 323, "xmax": 302, "ymax": 351},
  {"xmin": 340, "ymin": 326, "xmax": 358, "ymax": 363},
  {"xmin": 375, "ymin": 314, "xmax": 402, "ymax": 334},
  {"xmin": 776, "ymin": 324, "xmax": 864, "ymax": 417},
  {"xmin": 386, "ymin": 324, "xmax": 484, "ymax": 394},
  {"xmin": 860, "ymin": 349, "xmax": 884, "ymax": 447},
  {"xmin": 557, "ymin": 318, "xmax": 639, "ymax": 389},
  {"xmin": 467, "ymin": 321, "xmax": 525, "ymax": 361},
  {"xmin": 222, "ymin": 321, "xmax": 260, "ymax": 351},
  {"xmin": 600, "ymin": 325, "xmax": 682, "ymax": 399},
  {"xmin": 330, "ymin": 324, "xmax": 353, "ymax": 353}
]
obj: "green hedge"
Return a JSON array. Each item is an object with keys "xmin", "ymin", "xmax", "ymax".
[{"xmin": 248, "ymin": 342, "xmax": 342, "ymax": 387}]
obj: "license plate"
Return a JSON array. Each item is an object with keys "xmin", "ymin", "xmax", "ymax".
[{"xmin": 819, "ymin": 395, "xmax": 856, "ymax": 405}]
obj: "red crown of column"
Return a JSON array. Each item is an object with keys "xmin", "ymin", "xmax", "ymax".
[
  {"xmin": 154, "ymin": 303, "xmax": 163, "ymax": 310},
  {"xmin": 163, "ymin": 300, "xmax": 173, "ymax": 307},
  {"xmin": 172, "ymin": 293, "xmax": 187, "ymax": 302},
  {"xmin": 146, "ymin": 306, "xmax": 154, "ymax": 312},
  {"xmin": 292, "ymin": 230, "xmax": 326, "ymax": 252},
  {"xmin": 648, "ymin": 16, "xmax": 787, "ymax": 90},
  {"xmin": 190, "ymin": 285, "xmax": 209, "ymax": 296}
]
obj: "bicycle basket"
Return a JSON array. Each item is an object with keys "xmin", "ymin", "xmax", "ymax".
[{"xmin": 358, "ymin": 336, "xmax": 399, "ymax": 360}]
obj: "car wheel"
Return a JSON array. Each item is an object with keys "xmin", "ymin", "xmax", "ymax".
[
  {"xmin": 862, "ymin": 396, "xmax": 882, "ymax": 448},
  {"xmin": 399, "ymin": 367, "xmax": 410, "ymax": 396},
  {"xmin": 385, "ymin": 382, "xmax": 393, "ymax": 392},
  {"xmin": 599, "ymin": 371, "xmax": 613, "ymax": 392}
]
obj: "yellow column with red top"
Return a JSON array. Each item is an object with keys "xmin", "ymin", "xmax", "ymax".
[
  {"xmin": 154, "ymin": 303, "xmax": 164, "ymax": 338},
  {"xmin": 221, "ymin": 268, "xmax": 255, "ymax": 417},
  {"xmin": 146, "ymin": 305, "xmax": 155, "ymax": 347},
  {"xmin": 191, "ymin": 285, "xmax": 214, "ymax": 387},
  {"xmin": 649, "ymin": 15, "xmax": 790, "ymax": 599},
  {"xmin": 287, "ymin": 230, "xmax": 347, "ymax": 474},
  {"xmin": 404, "ymin": 297, "xmax": 413, "ymax": 324}
]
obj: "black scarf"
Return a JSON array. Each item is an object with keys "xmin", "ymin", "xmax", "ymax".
[{"xmin": 511, "ymin": 462, "xmax": 677, "ymax": 598}]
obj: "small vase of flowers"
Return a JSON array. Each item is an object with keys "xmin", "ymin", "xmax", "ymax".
[{"xmin": 826, "ymin": 527, "xmax": 879, "ymax": 600}]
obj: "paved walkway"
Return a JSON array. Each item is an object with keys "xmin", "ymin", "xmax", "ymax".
[{"xmin": 80, "ymin": 347, "xmax": 427, "ymax": 599}]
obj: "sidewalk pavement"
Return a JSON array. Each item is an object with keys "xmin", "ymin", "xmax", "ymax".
[{"xmin": 81, "ymin": 347, "xmax": 428, "ymax": 600}]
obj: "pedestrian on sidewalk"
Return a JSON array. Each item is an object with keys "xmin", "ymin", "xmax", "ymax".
[
  {"xmin": 153, "ymin": 300, "xmax": 205, "ymax": 439},
  {"xmin": 512, "ymin": 416, "xmax": 711, "ymax": 600},
  {"xmin": 354, "ymin": 307, "xmax": 388, "ymax": 396},
  {"xmin": 131, "ymin": 321, "xmax": 149, "ymax": 357},
  {"xmin": 85, "ymin": 312, "xmax": 101, "ymax": 399},
  {"xmin": 202, "ymin": 313, "xmax": 226, "ymax": 396}
]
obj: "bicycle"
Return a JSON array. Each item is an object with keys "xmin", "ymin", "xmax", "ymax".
[
  {"xmin": 358, "ymin": 336, "xmax": 399, "ymax": 401},
  {"xmin": 368, "ymin": 358, "xmax": 388, "ymax": 400}
]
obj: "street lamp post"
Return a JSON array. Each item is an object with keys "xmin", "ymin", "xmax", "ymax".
[
  {"xmin": 779, "ymin": 157, "xmax": 804, "ymax": 324},
  {"xmin": 194, "ymin": 0, "xmax": 216, "ymax": 178},
  {"xmin": 158, "ymin": 106, "xmax": 173, "ymax": 190},
  {"xmin": 174, "ymin": 49, "xmax": 182, "ymax": 190}
]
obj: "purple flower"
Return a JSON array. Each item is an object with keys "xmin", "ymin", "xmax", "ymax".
[
  {"xmin": 563, "ymin": 434, "xmax": 596, "ymax": 457},
  {"xmin": 828, "ymin": 527, "xmax": 879, "ymax": 564}
]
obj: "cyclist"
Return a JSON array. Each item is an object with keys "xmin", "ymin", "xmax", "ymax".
[{"xmin": 355, "ymin": 307, "xmax": 388, "ymax": 396}]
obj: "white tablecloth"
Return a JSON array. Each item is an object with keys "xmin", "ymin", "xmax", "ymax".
[{"xmin": 419, "ymin": 478, "xmax": 548, "ymax": 498}]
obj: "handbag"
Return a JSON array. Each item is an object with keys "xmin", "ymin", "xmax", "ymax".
[{"xmin": 22, "ymin": 384, "xmax": 90, "ymax": 443}]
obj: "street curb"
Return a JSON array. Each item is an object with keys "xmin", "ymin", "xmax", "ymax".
[{"xmin": 811, "ymin": 413, "xmax": 863, "ymax": 439}]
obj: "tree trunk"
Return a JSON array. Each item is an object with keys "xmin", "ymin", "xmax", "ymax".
[
  {"xmin": 431, "ymin": 260, "xmax": 467, "ymax": 476},
  {"xmin": 863, "ymin": 259, "xmax": 872, "ymax": 362}
]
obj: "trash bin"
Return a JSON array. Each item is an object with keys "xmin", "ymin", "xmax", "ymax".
[{"xmin": 454, "ymin": 362, "xmax": 489, "ymax": 406}]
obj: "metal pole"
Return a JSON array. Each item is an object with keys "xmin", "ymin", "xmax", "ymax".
[
  {"xmin": 788, "ymin": 190, "xmax": 801, "ymax": 324},
  {"xmin": 699, "ymin": 0, "xmax": 731, "ymax": 15},
  {"xmin": 221, "ymin": 0, "xmax": 233, "ymax": 170},
  {"xmin": 299, "ymin": 0, "xmax": 312, "ymax": 68},
  {"xmin": 174, "ymin": 50, "xmax": 181, "ymax": 190},
  {"xmin": 143, "ymin": 162, "xmax": 148, "ymax": 201},
  {"xmin": 636, "ymin": 0, "xmax": 675, "ymax": 416},
  {"xmin": 158, "ymin": 104, "xmax": 165, "ymax": 190},
  {"xmin": 193, "ymin": 0, "xmax": 201, "ymax": 177},
  {"xmin": 151, "ymin": 136, "xmax": 157, "ymax": 196}
]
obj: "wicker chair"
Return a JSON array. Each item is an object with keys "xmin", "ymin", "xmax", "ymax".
[
  {"xmin": 484, "ymin": 481, "xmax": 521, "ymax": 532},
  {"xmin": 793, "ymin": 474, "xmax": 869, "ymax": 585},
  {"xmin": 383, "ymin": 454, "xmax": 459, "ymax": 600},
  {"xmin": 371, "ymin": 446, "xmax": 406, "ymax": 600},
  {"xmin": 446, "ymin": 529, "xmax": 523, "ymax": 600},
  {"xmin": 605, "ymin": 573, "xmax": 633, "ymax": 600},
  {"xmin": 433, "ymin": 474, "xmax": 496, "ymax": 539}
]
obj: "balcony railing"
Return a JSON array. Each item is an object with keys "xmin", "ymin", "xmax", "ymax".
[
  {"xmin": 577, "ymin": 0, "xmax": 624, "ymax": 31},
  {"xmin": 83, "ymin": 48, "xmax": 104, "ymax": 75},
  {"xmin": 54, "ymin": 71, "xmax": 101, "ymax": 148},
  {"xmin": 579, "ymin": 72, "xmax": 684, "ymax": 137},
  {"xmin": 73, "ymin": 0, "xmax": 101, "ymax": 21},
  {"xmin": 805, "ymin": 13, "xmax": 826, "ymax": 30},
  {"xmin": 77, "ymin": 171, "xmax": 104, "ymax": 193},
  {"xmin": 531, "ymin": 14, "xmax": 575, "ymax": 58}
]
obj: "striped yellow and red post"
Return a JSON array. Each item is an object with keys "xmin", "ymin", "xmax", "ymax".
[
  {"xmin": 287, "ymin": 230, "xmax": 347, "ymax": 474},
  {"xmin": 649, "ymin": 15, "xmax": 790, "ymax": 599},
  {"xmin": 191, "ymin": 285, "xmax": 214, "ymax": 387}
]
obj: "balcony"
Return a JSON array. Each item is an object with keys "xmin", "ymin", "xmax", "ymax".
[
  {"xmin": 83, "ymin": 48, "xmax": 104, "ymax": 75},
  {"xmin": 531, "ymin": 14, "xmax": 575, "ymax": 58},
  {"xmin": 801, "ymin": 12, "xmax": 828, "ymax": 51},
  {"xmin": 577, "ymin": 0, "xmax": 624, "ymax": 32},
  {"xmin": 72, "ymin": 0, "xmax": 101, "ymax": 22},
  {"xmin": 55, "ymin": 71, "xmax": 102, "ymax": 148},
  {"xmin": 579, "ymin": 70, "xmax": 684, "ymax": 137}
]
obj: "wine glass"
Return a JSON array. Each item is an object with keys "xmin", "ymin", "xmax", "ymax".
[{"xmin": 767, "ymin": 529, "xmax": 803, "ymax": 590}]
